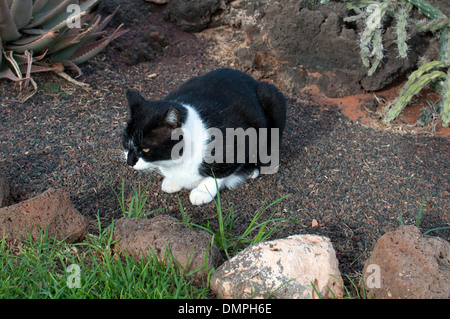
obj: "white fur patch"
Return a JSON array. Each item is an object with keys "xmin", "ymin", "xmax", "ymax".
[
  {"xmin": 134, "ymin": 158, "xmax": 154, "ymax": 171},
  {"xmin": 165, "ymin": 108, "xmax": 178, "ymax": 125},
  {"xmin": 189, "ymin": 177, "xmax": 218, "ymax": 205},
  {"xmin": 222, "ymin": 174, "xmax": 246, "ymax": 189},
  {"xmin": 158, "ymin": 104, "xmax": 208, "ymax": 190},
  {"xmin": 188, "ymin": 174, "xmax": 246, "ymax": 205},
  {"xmin": 249, "ymin": 168, "xmax": 259, "ymax": 179},
  {"xmin": 161, "ymin": 178, "xmax": 183, "ymax": 193}
]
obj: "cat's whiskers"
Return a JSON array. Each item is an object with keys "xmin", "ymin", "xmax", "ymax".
[{"xmin": 110, "ymin": 150, "xmax": 127, "ymax": 161}]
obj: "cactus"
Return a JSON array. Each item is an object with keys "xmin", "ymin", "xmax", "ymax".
[
  {"xmin": 441, "ymin": 69, "xmax": 450, "ymax": 127},
  {"xmin": 384, "ymin": 62, "xmax": 448, "ymax": 123},
  {"xmin": 0, "ymin": 0, "xmax": 128, "ymax": 101},
  {"xmin": 406, "ymin": 0, "xmax": 445, "ymax": 20},
  {"xmin": 384, "ymin": 59, "xmax": 450, "ymax": 126},
  {"xmin": 439, "ymin": 27, "xmax": 450, "ymax": 64},
  {"xmin": 416, "ymin": 18, "xmax": 450, "ymax": 33},
  {"xmin": 352, "ymin": 1, "xmax": 391, "ymax": 74},
  {"xmin": 346, "ymin": 0, "xmax": 450, "ymax": 127},
  {"xmin": 395, "ymin": 4, "xmax": 409, "ymax": 59},
  {"xmin": 347, "ymin": 0, "xmax": 449, "ymax": 73},
  {"xmin": 367, "ymin": 27, "xmax": 383, "ymax": 75}
]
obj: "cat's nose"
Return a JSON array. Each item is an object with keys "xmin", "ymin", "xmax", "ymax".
[{"xmin": 127, "ymin": 151, "xmax": 138, "ymax": 167}]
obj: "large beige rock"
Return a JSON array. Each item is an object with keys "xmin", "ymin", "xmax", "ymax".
[
  {"xmin": 361, "ymin": 225, "xmax": 450, "ymax": 299},
  {"xmin": 0, "ymin": 188, "xmax": 87, "ymax": 243},
  {"xmin": 210, "ymin": 234, "xmax": 344, "ymax": 299},
  {"xmin": 113, "ymin": 215, "xmax": 223, "ymax": 284}
]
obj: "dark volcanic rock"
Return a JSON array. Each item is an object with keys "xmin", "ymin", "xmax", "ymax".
[
  {"xmin": 163, "ymin": 0, "xmax": 225, "ymax": 32},
  {"xmin": 168, "ymin": 0, "xmax": 437, "ymax": 97}
]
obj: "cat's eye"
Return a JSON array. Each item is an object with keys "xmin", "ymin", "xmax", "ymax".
[{"xmin": 142, "ymin": 148, "xmax": 150, "ymax": 153}]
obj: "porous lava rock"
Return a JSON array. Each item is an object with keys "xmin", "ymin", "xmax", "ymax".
[
  {"xmin": 112, "ymin": 215, "xmax": 223, "ymax": 284},
  {"xmin": 361, "ymin": 225, "xmax": 450, "ymax": 299},
  {"xmin": 163, "ymin": 0, "xmax": 227, "ymax": 32},
  {"xmin": 0, "ymin": 188, "xmax": 87, "ymax": 243}
]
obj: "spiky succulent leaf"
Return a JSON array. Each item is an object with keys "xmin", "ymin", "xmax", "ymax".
[
  {"xmin": 26, "ymin": 0, "xmax": 77, "ymax": 28},
  {"xmin": 6, "ymin": 30, "xmax": 58, "ymax": 53},
  {"xmin": 42, "ymin": 0, "xmax": 100, "ymax": 31},
  {"xmin": 2, "ymin": 0, "xmax": 125, "ymax": 66},
  {"xmin": 11, "ymin": 49, "xmax": 47, "ymax": 65},
  {"xmin": 47, "ymin": 32, "xmax": 85, "ymax": 55},
  {"xmin": 59, "ymin": 9, "xmax": 91, "ymax": 37},
  {"xmin": 68, "ymin": 25, "xmax": 128, "ymax": 64},
  {"xmin": 10, "ymin": 0, "xmax": 33, "ymax": 30},
  {"xmin": 1, "ymin": 0, "xmax": 126, "ymax": 102},
  {"xmin": 49, "ymin": 14, "xmax": 102, "ymax": 61},
  {"xmin": 32, "ymin": 0, "xmax": 50, "ymax": 15},
  {"xmin": 0, "ymin": 66, "xmax": 21, "ymax": 81},
  {"xmin": 19, "ymin": 63, "xmax": 61, "ymax": 74},
  {"xmin": 95, "ymin": 6, "xmax": 120, "ymax": 33},
  {"xmin": 368, "ymin": 27, "xmax": 383, "ymax": 75},
  {"xmin": 2, "ymin": 49, "xmax": 22, "ymax": 79},
  {"xmin": 45, "ymin": 10, "xmax": 87, "ymax": 34},
  {"xmin": 50, "ymin": 7, "xmax": 127, "ymax": 64},
  {"xmin": 0, "ymin": 0, "xmax": 21, "ymax": 41}
]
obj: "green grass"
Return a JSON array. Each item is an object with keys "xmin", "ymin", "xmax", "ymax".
[
  {"xmin": 0, "ymin": 219, "xmax": 210, "ymax": 299},
  {"xmin": 0, "ymin": 179, "xmax": 288, "ymax": 299},
  {"xmin": 176, "ymin": 176, "xmax": 290, "ymax": 259},
  {"xmin": 311, "ymin": 274, "xmax": 369, "ymax": 299},
  {"xmin": 189, "ymin": 193, "xmax": 290, "ymax": 260},
  {"xmin": 398, "ymin": 197, "xmax": 450, "ymax": 235}
]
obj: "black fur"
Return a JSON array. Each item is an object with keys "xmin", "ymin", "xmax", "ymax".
[{"xmin": 123, "ymin": 68, "xmax": 286, "ymax": 179}]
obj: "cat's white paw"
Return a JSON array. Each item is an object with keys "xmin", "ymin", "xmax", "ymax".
[
  {"xmin": 249, "ymin": 168, "xmax": 259, "ymax": 179},
  {"xmin": 189, "ymin": 188, "xmax": 215, "ymax": 205},
  {"xmin": 161, "ymin": 179, "xmax": 182, "ymax": 193}
]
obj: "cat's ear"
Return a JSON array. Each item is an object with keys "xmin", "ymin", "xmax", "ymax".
[
  {"xmin": 126, "ymin": 90, "xmax": 145, "ymax": 115},
  {"xmin": 164, "ymin": 107, "xmax": 181, "ymax": 128}
]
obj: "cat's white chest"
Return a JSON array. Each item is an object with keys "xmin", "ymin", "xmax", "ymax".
[
  {"xmin": 159, "ymin": 163, "xmax": 203, "ymax": 190},
  {"xmin": 158, "ymin": 104, "xmax": 207, "ymax": 189}
]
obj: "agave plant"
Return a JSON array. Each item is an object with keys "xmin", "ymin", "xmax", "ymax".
[{"xmin": 0, "ymin": 0, "xmax": 128, "ymax": 101}]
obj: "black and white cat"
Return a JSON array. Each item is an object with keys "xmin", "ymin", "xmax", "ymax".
[{"xmin": 122, "ymin": 68, "xmax": 286, "ymax": 205}]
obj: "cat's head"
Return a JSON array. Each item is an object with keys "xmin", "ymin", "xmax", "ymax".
[{"xmin": 122, "ymin": 90, "xmax": 185, "ymax": 171}]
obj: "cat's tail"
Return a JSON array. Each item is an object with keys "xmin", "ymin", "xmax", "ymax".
[{"xmin": 256, "ymin": 81, "xmax": 287, "ymax": 140}]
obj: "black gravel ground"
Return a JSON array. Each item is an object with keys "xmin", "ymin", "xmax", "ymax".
[{"xmin": 0, "ymin": 5, "xmax": 448, "ymax": 281}]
